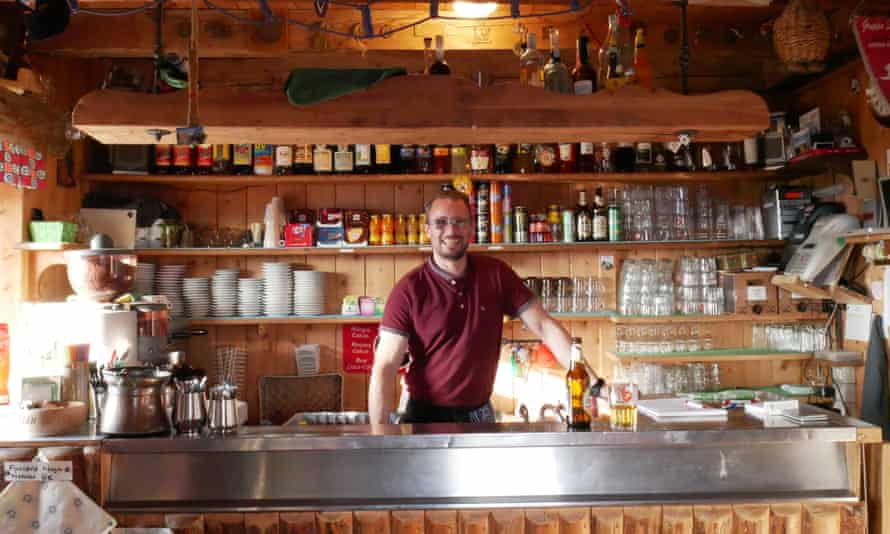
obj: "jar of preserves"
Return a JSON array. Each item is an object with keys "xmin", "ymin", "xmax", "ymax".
[
  {"xmin": 369, "ymin": 215, "xmax": 381, "ymax": 246},
  {"xmin": 407, "ymin": 214, "xmax": 419, "ymax": 245},
  {"xmin": 419, "ymin": 214, "xmax": 430, "ymax": 244},
  {"xmin": 395, "ymin": 214, "xmax": 408, "ymax": 245},
  {"xmin": 381, "ymin": 214, "xmax": 395, "ymax": 246}
]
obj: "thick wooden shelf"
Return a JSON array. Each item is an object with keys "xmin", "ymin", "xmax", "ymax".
[
  {"xmin": 85, "ymin": 169, "xmax": 779, "ymax": 186},
  {"xmin": 189, "ymin": 311, "xmax": 614, "ymax": 326},
  {"xmin": 611, "ymin": 313, "xmax": 828, "ymax": 324},
  {"xmin": 72, "ymin": 79, "xmax": 769, "ymax": 145},
  {"xmin": 131, "ymin": 240, "xmax": 783, "ymax": 257},
  {"xmin": 607, "ymin": 349, "xmax": 813, "ymax": 364},
  {"xmin": 17, "ymin": 242, "xmax": 86, "ymax": 251}
]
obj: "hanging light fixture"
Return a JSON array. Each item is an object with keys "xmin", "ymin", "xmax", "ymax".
[{"xmin": 453, "ymin": 0, "xmax": 497, "ymax": 18}]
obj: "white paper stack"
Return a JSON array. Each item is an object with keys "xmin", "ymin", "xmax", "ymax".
[
  {"xmin": 636, "ymin": 398, "xmax": 728, "ymax": 422},
  {"xmin": 295, "ymin": 344, "xmax": 321, "ymax": 376},
  {"xmin": 134, "ymin": 262, "xmax": 156, "ymax": 295}
]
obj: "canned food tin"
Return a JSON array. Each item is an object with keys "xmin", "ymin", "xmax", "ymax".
[{"xmin": 562, "ymin": 209, "xmax": 575, "ymax": 243}]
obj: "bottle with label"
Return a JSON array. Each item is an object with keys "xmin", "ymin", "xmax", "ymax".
[
  {"xmin": 470, "ymin": 145, "xmax": 493, "ymax": 175},
  {"xmin": 558, "ymin": 143, "xmax": 577, "ymax": 173},
  {"xmin": 543, "ymin": 29, "xmax": 571, "ymax": 94},
  {"xmin": 608, "ymin": 188, "xmax": 623, "ymax": 242},
  {"xmin": 513, "ymin": 144, "xmax": 535, "ymax": 174},
  {"xmin": 399, "ymin": 144, "xmax": 417, "ymax": 173},
  {"xmin": 605, "ymin": 19, "xmax": 625, "ymax": 91},
  {"xmin": 354, "ymin": 144, "xmax": 373, "ymax": 173},
  {"xmin": 173, "ymin": 145, "xmax": 194, "ymax": 175},
  {"xmin": 633, "ymin": 28, "xmax": 653, "ymax": 89},
  {"xmin": 578, "ymin": 142, "xmax": 596, "ymax": 172},
  {"xmin": 535, "ymin": 143, "xmax": 558, "ymax": 173},
  {"xmin": 520, "ymin": 33, "xmax": 544, "ymax": 87},
  {"xmin": 334, "ymin": 144, "xmax": 355, "ymax": 173},
  {"xmin": 293, "ymin": 144, "xmax": 314, "ymax": 174},
  {"xmin": 566, "ymin": 339, "xmax": 591, "ymax": 429},
  {"xmin": 374, "ymin": 144, "xmax": 392, "ymax": 173},
  {"xmin": 211, "ymin": 144, "xmax": 232, "ymax": 174},
  {"xmin": 416, "ymin": 145, "xmax": 433, "ymax": 173},
  {"xmin": 494, "ymin": 144, "xmax": 512, "ymax": 174},
  {"xmin": 154, "ymin": 144, "xmax": 172, "ymax": 174},
  {"xmin": 451, "ymin": 145, "xmax": 468, "ymax": 174},
  {"xmin": 313, "ymin": 144, "xmax": 333, "ymax": 174},
  {"xmin": 476, "ymin": 182, "xmax": 491, "ymax": 243},
  {"xmin": 253, "ymin": 144, "xmax": 274, "ymax": 176},
  {"xmin": 233, "ymin": 144, "xmax": 253, "ymax": 175},
  {"xmin": 381, "ymin": 214, "xmax": 395, "ymax": 246},
  {"xmin": 407, "ymin": 214, "xmax": 419, "ymax": 245},
  {"xmin": 429, "ymin": 35, "xmax": 451, "ymax": 75},
  {"xmin": 597, "ymin": 14, "xmax": 617, "ymax": 90},
  {"xmin": 433, "ymin": 145, "xmax": 451, "ymax": 174},
  {"xmin": 635, "ymin": 142, "xmax": 653, "ymax": 172},
  {"xmin": 419, "ymin": 214, "xmax": 431, "ymax": 244},
  {"xmin": 572, "ymin": 33, "xmax": 597, "ymax": 95},
  {"xmin": 369, "ymin": 215, "xmax": 381, "ymax": 246},
  {"xmin": 275, "ymin": 145, "xmax": 293, "ymax": 175},
  {"xmin": 575, "ymin": 190, "xmax": 593, "ymax": 242},
  {"xmin": 195, "ymin": 144, "xmax": 213, "ymax": 175},
  {"xmin": 592, "ymin": 187, "xmax": 608, "ymax": 241}
]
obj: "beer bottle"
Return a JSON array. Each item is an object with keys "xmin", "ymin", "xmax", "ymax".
[
  {"xmin": 566, "ymin": 339, "xmax": 591, "ymax": 429},
  {"xmin": 173, "ymin": 145, "xmax": 194, "ymax": 175}
]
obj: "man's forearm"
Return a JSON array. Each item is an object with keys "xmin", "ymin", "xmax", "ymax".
[
  {"xmin": 368, "ymin": 363, "xmax": 398, "ymax": 424},
  {"xmin": 538, "ymin": 316, "xmax": 573, "ymax": 369}
]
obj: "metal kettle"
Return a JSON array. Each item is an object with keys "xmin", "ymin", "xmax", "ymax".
[
  {"xmin": 99, "ymin": 367, "xmax": 172, "ymax": 436},
  {"xmin": 207, "ymin": 383, "xmax": 238, "ymax": 434},
  {"xmin": 173, "ymin": 374, "xmax": 207, "ymax": 435}
]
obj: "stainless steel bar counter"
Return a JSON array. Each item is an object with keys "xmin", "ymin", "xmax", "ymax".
[{"xmin": 98, "ymin": 407, "xmax": 877, "ymax": 513}]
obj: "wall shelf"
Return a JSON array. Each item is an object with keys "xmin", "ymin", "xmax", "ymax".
[
  {"xmin": 188, "ymin": 311, "xmax": 615, "ymax": 326},
  {"xmin": 84, "ymin": 169, "xmax": 780, "ymax": 186},
  {"xmin": 606, "ymin": 349, "xmax": 813, "ymax": 364},
  {"xmin": 16, "ymin": 242, "xmax": 86, "ymax": 251},
  {"xmin": 611, "ymin": 313, "xmax": 828, "ymax": 324}
]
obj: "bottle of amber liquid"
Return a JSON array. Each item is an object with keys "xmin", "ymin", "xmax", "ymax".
[
  {"xmin": 374, "ymin": 145, "xmax": 392, "ymax": 173},
  {"xmin": 293, "ymin": 145, "xmax": 314, "ymax": 174},
  {"xmin": 173, "ymin": 145, "xmax": 195, "ymax": 175},
  {"xmin": 451, "ymin": 145, "xmax": 468, "ymax": 174},
  {"xmin": 566, "ymin": 339, "xmax": 591, "ymax": 429},
  {"xmin": 211, "ymin": 144, "xmax": 232, "ymax": 174},
  {"xmin": 433, "ymin": 145, "xmax": 451, "ymax": 174},
  {"xmin": 355, "ymin": 144, "xmax": 373, "ymax": 174},
  {"xmin": 195, "ymin": 144, "xmax": 213, "ymax": 175},
  {"xmin": 313, "ymin": 144, "xmax": 333, "ymax": 175},
  {"xmin": 513, "ymin": 144, "xmax": 535, "ymax": 174},
  {"xmin": 395, "ymin": 214, "xmax": 408, "ymax": 245}
]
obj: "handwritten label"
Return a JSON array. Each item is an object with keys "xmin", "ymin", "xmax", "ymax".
[{"xmin": 4, "ymin": 461, "xmax": 73, "ymax": 482}]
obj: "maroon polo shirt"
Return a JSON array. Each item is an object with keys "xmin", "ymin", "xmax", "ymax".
[{"xmin": 381, "ymin": 254, "xmax": 535, "ymax": 408}]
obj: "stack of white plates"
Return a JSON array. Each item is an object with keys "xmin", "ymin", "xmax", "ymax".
[
  {"xmin": 157, "ymin": 265, "xmax": 187, "ymax": 316},
  {"xmin": 183, "ymin": 277, "xmax": 210, "ymax": 318},
  {"xmin": 211, "ymin": 269, "xmax": 240, "ymax": 317},
  {"xmin": 262, "ymin": 263, "xmax": 292, "ymax": 316},
  {"xmin": 134, "ymin": 262, "xmax": 156, "ymax": 295},
  {"xmin": 293, "ymin": 270, "xmax": 325, "ymax": 316},
  {"xmin": 237, "ymin": 278, "xmax": 263, "ymax": 317}
]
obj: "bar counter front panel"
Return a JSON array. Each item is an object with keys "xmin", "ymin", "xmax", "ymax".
[{"xmin": 101, "ymin": 410, "xmax": 870, "ymax": 513}]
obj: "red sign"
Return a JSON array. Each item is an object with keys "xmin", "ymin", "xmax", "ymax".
[
  {"xmin": 342, "ymin": 324, "xmax": 379, "ymax": 374},
  {"xmin": 854, "ymin": 16, "xmax": 890, "ymax": 105}
]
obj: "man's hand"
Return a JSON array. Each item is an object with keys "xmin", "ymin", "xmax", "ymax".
[{"xmin": 368, "ymin": 330, "xmax": 409, "ymax": 424}]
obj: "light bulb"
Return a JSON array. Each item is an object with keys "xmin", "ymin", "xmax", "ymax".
[{"xmin": 453, "ymin": 0, "xmax": 497, "ymax": 18}]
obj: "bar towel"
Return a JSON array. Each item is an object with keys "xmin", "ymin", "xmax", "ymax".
[
  {"xmin": 0, "ymin": 480, "xmax": 116, "ymax": 533},
  {"xmin": 285, "ymin": 68, "xmax": 406, "ymax": 106},
  {"xmin": 861, "ymin": 315, "xmax": 890, "ymax": 439}
]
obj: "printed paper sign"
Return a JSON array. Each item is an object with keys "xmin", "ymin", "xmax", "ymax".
[
  {"xmin": 4, "ymin": 461, "xmax": 73, "ymax": 482},
  {"xmin": 342, "ymin": 324, "xmax": 379, "ymax": 374},
  {"xmin": 854, "ymin": 16, "xmax": 890, "ymax": 106}
]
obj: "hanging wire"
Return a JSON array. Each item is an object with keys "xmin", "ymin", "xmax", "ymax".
[{"xmin": 66, "ymin": 0, "xmax": 167, "ymax": 16}]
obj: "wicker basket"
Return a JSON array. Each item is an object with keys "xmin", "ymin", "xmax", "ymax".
[{"xmin": 773, "ymin": 0, "xmax": 830, "ymax": 73}]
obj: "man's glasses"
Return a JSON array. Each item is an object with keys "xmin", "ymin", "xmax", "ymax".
[{"xmin": 430, "ymin": 217, "xmax": 471, "ymax": 230}]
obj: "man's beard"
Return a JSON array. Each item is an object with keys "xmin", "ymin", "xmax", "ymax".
[{"xmin": 437, "ymin": 240, "xmax": 469, "ymax": 261}]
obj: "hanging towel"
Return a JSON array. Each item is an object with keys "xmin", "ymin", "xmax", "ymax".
[
  {"xmin": 284, "ymin": 68, "xmax": 407, "ymax": 106},
  {"xmin": 861, "ymin": 314, "xmax": 890, "ymax": 439},
  {"xmin": 0, "ymin": 480, "xmax": 116, "ymax": 534}
]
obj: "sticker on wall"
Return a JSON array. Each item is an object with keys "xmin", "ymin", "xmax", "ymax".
[
  {"xmin": 0, "ymin": 139, "xmax": 46, "ymax": 191},
  {"xmin": 600, "ymin": 255, "xmax": 615, "ymax": 271}
]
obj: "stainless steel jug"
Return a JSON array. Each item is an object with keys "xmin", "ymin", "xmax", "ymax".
[
  {"xmin": 207, "ymin": 383, "xmax": 238, "ymax": 434},
  {"xmin": 100, "ymin": 367, "xmax": 171, "ymax": 436},
  {"xmin": 173, "ymin": 375, "xmax": 207, "ymax": 435}
]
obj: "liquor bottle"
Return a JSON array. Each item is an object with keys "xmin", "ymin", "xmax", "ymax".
[
  {"xmin": 422, "ymin": 37, "xmax": 434, "ymax": 74},
  {"xmin": 399, "ymin": 144, "xmax": 417, "ymax": 173},
  {"xmin": 608, "ymin": 188, "xmax": 622, "ymax": 242},
  {"xmin": 154, "ymin": 144, "xmax": 172, "ymax": 174},
  {"xmin": 566, "ymin": 339, "xmax": 591, "ymax": 429},
  {"xmin": 313, "ymin": 144, "xmax": 333, "ymax": 174},
  {"xmin": 513, "ymin": 144, "xmax": 535, "ymax": 174},
  {"xmin": 416, "ymin": 145, "xmax": 433, "ymax": 173},
  {"xmin": 592, "ymin": 187, "xmax": 608, "ymax": 241},
  {"xmin": 578, "ymin": 142, "xmax": 596, "ymax": 172},
  {"xmin": 451, "ymin": 145, "xmax": 468, "ymax": 174},
  {"xmin": 597, "ymin": 15, "xmax": 618, "ymax": 90},
  {"xmin": 173, "ymin": 145, "xmax": 194, "ymax": 175},
  {"xmin": 253, "ymin": 144, "xmax": 274, "ymax": 176},
  {"xmin": 334, "ymin": 144, "xmax": 355, "ymax": 173},
  {"xmin": 354, "ymin": 144, "xmax": 373, "ymax": 173},
  {"xmin": 535, "ymin": 143, "xmax": 558, "ymax": 173},
  {"xmin": 293, "ymin": 144, "xmax": 314, "ymax": 174},
  {"xmin": 374, "ymin": 144, "xmax": 393, "ymax": 173},
  {"xmin": 275, "ymin": 144, "xmax": 293, "ymax": 175},
  {"xmin": 543, "ymin": 29, "xmax": 571, "ymax": 94},
  {"xmin": 494, "ymin": 144, "xmax": 512, "ymax": 174},
  {"xmin": 558, "ymin": 143, "xmax": 577, "ymax": 173},
  {"xmin": 433, "ymin": 145, "xmax": 451, "ymax": 174},
  {"xmin": 575, "ymin": 190, "xmax": 593, "ymax": 242},
  {"xmin": 519, "ymin": 33, "xmax": 544, "ymax": 87},
  {"xmin": 572, "ymin": 33, "xmax": 597, "ymax": 95},
  {"xmin": 635, "ymin": 142, "xmax": 653, "ymax": 172},
  {"xmin": 429, "ymin": 35, "xmax": 451, "ymax": 75},
  {"xmin": 605, "ymin": 26, "xmax": 624, "ymax": 91},
  {"xmin": 211, "ymin": 144, "xmax": 232, "ymax": 174},
  {"xmin": 195, "ymin": 144, "xmax": 213, "ymax": 175},
  {"xmin": 233, "ymin": 144, "xmax": 253, "ymax": 175},
  {"xmin": 633, "ymin": 28, "xmax": 653, "ymax": 89},
  {"xmin": 470, "ymin": 145, "xmax": 493, "ymax": 175}
]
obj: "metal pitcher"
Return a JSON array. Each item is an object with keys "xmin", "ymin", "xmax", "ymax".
[
  {"xmin": 207, "ymin": 383, "xmax": 238, "ymax": 434},
  {"xmin": 99, "ymin": 367, "xmax": 171, "ymax": 436},
  {"xmin": 173, "ymin": 375, "xmax": 207, "ymax": 435}
]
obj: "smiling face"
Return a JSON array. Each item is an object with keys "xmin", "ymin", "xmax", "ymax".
[{"xmin": 425, "ymin": 198, "xmax": 473, "ymax": 261}]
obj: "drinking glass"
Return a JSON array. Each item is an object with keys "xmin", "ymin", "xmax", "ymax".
[
  {"xmin": 556, "ymin": 277, "xmax": 573, "ymax": 313},
  {"xmin": 714, "ymin": 202, "xmax": 730, "ymax": 240},
  {"xmin": 609, "ymin": 383, "xmax": 639, "ymax": 430},
  {"xmin": 694, "ymin": 185, "xmax": 713, "ymax": 240}
]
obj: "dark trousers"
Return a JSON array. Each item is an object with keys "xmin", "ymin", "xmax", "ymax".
[{"xmin": 403, "ymin": 399, "xmax": 496, "ymax": 423}]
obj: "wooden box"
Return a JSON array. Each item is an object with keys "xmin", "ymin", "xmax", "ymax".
[
  {"xmin": 721, "ymin": 271, "xmax": 778, "ymax": 315},
  {"xmin": 777, "ymin": 288, "xmax": 824, "ymax": 316}
]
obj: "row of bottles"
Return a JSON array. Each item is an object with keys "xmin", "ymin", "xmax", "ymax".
[{"xmin": 151, "ymin": 141, "xmax": 755, "ymax": 176}]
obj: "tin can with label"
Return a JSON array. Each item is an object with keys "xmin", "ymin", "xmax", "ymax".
[
  {"xmin": 476, "ymin": 182, "xmax": 490, "ymax": 243},
  {"xmin": 514, "ymin": 206, "xmax": 529, "ymax": 243},
  {"xmin": 562, "ymin": 209, "xmax": 575, "ymax": 243}
]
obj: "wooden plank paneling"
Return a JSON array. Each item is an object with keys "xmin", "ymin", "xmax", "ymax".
[
  {"xmin": 624, "ymin": 507, "xmax": 662, "ymax": 534},
  {"xmin": 525, "ymin": 510, "xmax": 560, "ymax": 534},
  {"xmin": 733, "ymin": 506, "xmax": 769, "ymax": 534},
  {"xmin": 356, "ymin": 511, "xmax": 391, "ymax": 534},
  {"xmin": 281, "ymin": 512, "xmax": 318, "ymax": 534},
  {"xmin": 802, "ymin": 505, "xmax": 841, "ymax": 534},
  {"xmin": 558, "ymin": 508, "xmax": 591, "ymax": 534},
  {"xmin": 492, "ymin": 510, "xmax": 525, "ymax": 534},
  {"xmin": 693, "ymin": 506, "xmax": 732, "ymax": 534},
  {"xmin": 592, "ymin": 508, "xmax": 623, "ymax": 534},
  {"xmin": 206, "ymin": 513, "xmax": 246, "ymax": 534},
  {"xmin": 461, "ymin": 511, "xmax": 492, "ymax": 534},
  {"xmin": 318, "ymin": 512, "xmax": 354, "ymax": 534},
  {"xmin": 167, "ymin": 513, "xmax": 207, "ymax": 534},
  {"xmin": 769, "ymin": 504, "xmax": 802, "ymax": 534},
  {"xmin": 393, "ymin": 511, "xmax": 425, "ymax": 534},
  {"xmin": 428, "ymin": 511, "xmax": 459, "ymax": 534},
  {"xmin": 246, "ymin": 513, "xmax": 281, "ymax": 534},
  {"xmin": 662, "ymin": 507, "xmax": 693, "ymax": 534}
]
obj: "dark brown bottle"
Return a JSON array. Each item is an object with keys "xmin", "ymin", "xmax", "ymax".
[
  {"xmin": 578, "ymin": 142, "xmax": 596, "ymax": 172},
  {"xmin": 494, "ymin": 144, "xmax": 512, "ymax": 174},
  {"xmin": 572, "ymin": 34, "xmax": 597, "ymax": 95},
  {"xmin": 416, "ymin": 145, "xmax": 433, "ymax": 173},
  {"xmin": 558, "ymin": 143, "xmax": 577, "ymax": 173},
  {"xmin": 173, "ymin": 145, "xmax": 194, "ymax": 175},
  {"xmin": 399, "ymin": 144, "xmax": 417, "ymax": 173},
  {"xmin": 513, "ymin": 144, "xmax": 535, "ymax": 174},
  {"xmin": 433, "ymin": 145, "xmax": 451, "ymax": 174}
]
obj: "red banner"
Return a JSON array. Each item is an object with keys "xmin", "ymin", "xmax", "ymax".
[
  {"xmin": 342, "ymin": 324, "xmax": 379, "ymax": 374},
  {"xmin": 854, "ymin": 16, "xmax": 890, "ymax": 105}
]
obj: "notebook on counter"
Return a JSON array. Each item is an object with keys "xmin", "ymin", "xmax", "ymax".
[{"xmin": 636, "ymin": 398, "xmax": 728, "ymax": 422}]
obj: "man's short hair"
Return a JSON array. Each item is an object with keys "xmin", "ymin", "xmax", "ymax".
[{"xmin": 424, "ymin": 189, "xmax": 472, "ymax": 220}]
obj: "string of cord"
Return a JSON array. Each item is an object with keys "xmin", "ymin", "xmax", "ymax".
[{"xmin": 65, "ymin": 0, "xmax": 166, "ymax": 17}]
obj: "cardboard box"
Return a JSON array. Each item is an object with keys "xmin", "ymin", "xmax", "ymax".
[{"xmin": 721, "ymin": 271, "xmax": 778, "ymax": 315}]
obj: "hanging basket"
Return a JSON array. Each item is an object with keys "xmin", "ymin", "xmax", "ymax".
[{"xmin": 773, "ymin": 0, "xmax": 831, "ymax": 73}]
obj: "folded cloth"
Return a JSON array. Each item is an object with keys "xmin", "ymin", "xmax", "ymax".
[
  {"xmin": 0, "ymin": 480, "xmax": 116, "ymax": 533},
  {"xmin": 861, "ymin": 315, "xmax": 890, "ymax": 439},
  {"xmin": 285, "ymin": 68, "xmax": 407, "ymax": 106}
]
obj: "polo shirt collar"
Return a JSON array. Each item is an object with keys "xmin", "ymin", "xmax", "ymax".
[{"xmin": 427, "ymin": 256, "xmax": 473, "ymax": 285}]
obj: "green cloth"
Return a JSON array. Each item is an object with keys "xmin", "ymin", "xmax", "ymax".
[{"xmin": 285, "ymin": 68, "xmax": 407, "ymax": 106}]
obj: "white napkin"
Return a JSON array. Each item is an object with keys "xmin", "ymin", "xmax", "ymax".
[{"xmin": 0, "ymin": 480, "xmax": 116, "ymax": 534}]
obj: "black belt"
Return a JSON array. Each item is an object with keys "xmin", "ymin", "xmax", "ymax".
[{"xmin": 403, "ymin": 399, "xmax": 495, "ymax": 423}]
